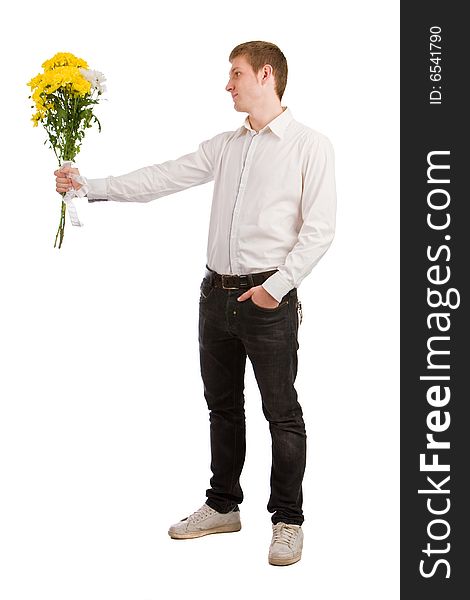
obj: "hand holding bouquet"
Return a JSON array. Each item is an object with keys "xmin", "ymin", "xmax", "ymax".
[{"xmin": 27, "ymin": 52, "xmax": 107, "ymax": 248}]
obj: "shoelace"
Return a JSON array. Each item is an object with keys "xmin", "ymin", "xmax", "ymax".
[
  {"xmin": 186, "ymin": 504, "xmax": 216, "ymax": 524},
  {"xmin": 271, "ymin": 523, "xmax": 299, "ymax": 548}
]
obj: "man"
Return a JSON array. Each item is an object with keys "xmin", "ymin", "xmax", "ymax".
[{"xmin": 55, "ymin": 40, "xmax": 336, "ymax": 566}]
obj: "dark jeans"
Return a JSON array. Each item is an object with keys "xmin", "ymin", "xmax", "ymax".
[{"xmin": 198, "ymin": 271, "xmax": 306, "ymax": 525}]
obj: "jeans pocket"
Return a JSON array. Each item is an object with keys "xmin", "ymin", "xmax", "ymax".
[
  {"xmin": 248, "ymin": 295, "xmax": 289, "ymax": 312},
  {"xmin": 200, "ymin": 277, "xmax": 214, "ymax": 301}
]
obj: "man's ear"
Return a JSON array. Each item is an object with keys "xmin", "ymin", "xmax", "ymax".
[{"xmin": 262, "ymin": 64, "xmax": 273, "ymax": 82}]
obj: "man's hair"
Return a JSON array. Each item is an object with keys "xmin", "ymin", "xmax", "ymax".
[{"xmin": 229, "ymin": 41, "xmax": 288, "ymax": 101}]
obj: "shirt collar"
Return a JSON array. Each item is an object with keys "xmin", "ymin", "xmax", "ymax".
[{"xmin": 238, "ymin": 106, "xmax": 293, "ymax": 139}]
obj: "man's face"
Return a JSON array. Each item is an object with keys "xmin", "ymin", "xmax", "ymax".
[{"xmin": 225, "ymin": 55, "xmax": 264, "ymax": 113}]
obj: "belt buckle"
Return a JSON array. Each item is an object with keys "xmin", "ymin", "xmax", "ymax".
[{"xmin": 221, "ymin": 274, "xmax": 239, "ymax": 289}]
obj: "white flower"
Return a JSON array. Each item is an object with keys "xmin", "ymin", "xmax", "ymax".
[{"xmin": 79, "ymin": 68, "xmax": 107, "ymax": 94}]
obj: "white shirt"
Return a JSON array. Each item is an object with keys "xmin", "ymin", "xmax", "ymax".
[{"xmin": 86, "ymin": 106, "xmax": 336, "ymax": 302}]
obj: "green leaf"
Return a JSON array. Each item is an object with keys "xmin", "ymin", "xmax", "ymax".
[{"xmin": 93, "ymin": 115, "xmax": 102, "ymax": 133}]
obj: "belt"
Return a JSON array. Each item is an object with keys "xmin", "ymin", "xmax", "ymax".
[{"xmin": 204, "ymin": 265, "xmax": 278, "ymax": 290}]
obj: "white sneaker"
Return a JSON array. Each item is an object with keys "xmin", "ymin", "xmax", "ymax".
[
  {"xmin": 168, "ymin": 503, "xmax": 241, "ymax": 539},
  {"xmin": 268, "ymin": 522, "xmax": 303, "ymax": 566}
]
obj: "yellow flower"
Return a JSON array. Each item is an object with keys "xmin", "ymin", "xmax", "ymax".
[
  {"xmin": 32, "ymin": 88, "xmax": 45, "ymax": 110},
  {"xmin": 41, "ymin": 52, "xmax": 89, "ymax": 72},
  {"xmin": 72, "ymin": 79, "xmax": 92, "ymax": 96},
  {"xmin": 28, "ymin": 65, "xmax": 92, "ymax": 110},
  {"xmin": 31, "ymin": 111, "xmax": 44, "ymax": 127},
  {"xmin": 27, "ymin": 73, "xmax": 44, "ymax": 89}
]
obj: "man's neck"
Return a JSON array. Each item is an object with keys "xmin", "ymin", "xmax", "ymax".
[{"xmin": 248, "ymin": 104, "xmax": 285, "ymax": 133}]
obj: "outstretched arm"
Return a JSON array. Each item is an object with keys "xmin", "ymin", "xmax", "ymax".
[{"xmin": 54, "ymin": 135, "xmax": 218, "ymax": 203}]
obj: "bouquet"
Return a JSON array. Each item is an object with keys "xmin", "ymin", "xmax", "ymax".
[{"xmin": 27, "ymin": 52, "xmax": 106, "ymax": 248}]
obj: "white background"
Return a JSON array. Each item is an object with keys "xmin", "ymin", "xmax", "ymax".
[{"xmin": 0, "ymin": 1, "xmax": 399, "ymax": 598}]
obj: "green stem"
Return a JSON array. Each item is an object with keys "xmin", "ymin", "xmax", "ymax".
[
  {"xmin": 50, "ymin": 139, "xmax": 60, "ymax": 164},
  {"xmin": 53, "ymin": 198, "xmax": 67, "ymax": 249}
]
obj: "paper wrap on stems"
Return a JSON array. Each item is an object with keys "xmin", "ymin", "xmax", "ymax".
[{"xmin": 60, "ymin": 160, "xmax": 89, "ymax": 227}]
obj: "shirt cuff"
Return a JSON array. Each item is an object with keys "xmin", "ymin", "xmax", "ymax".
[
  {"xmin": 86, "ymin": 177, "xmax": 108, "ymax": 202},
  {"xmin": 261, "ymin": 271, "xmax": 294, "ymax": 303}
]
